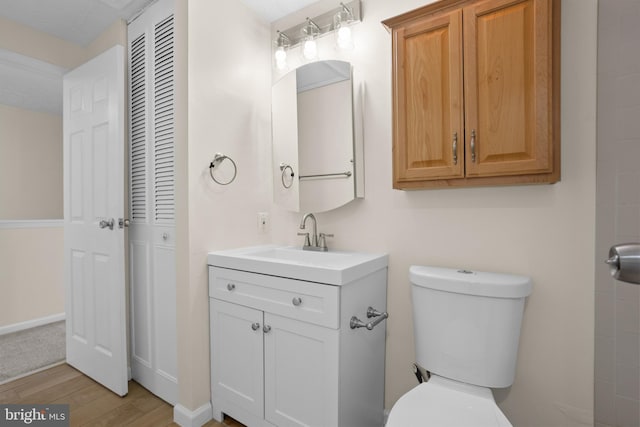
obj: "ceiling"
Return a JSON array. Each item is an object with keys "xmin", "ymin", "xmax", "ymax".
[
  {"xmin": 0, "ymin": 0, "xmax": 318, "ymax": 47},
  {"xmin": 0, "ymin": 0, "xmax": 314, "ymax": 114},
  {"xmin": 239, "ymin": 0, "xmax": 319, "ymax": 23},
  {"xmin": 0, "ymin": 0, "xmax": 155, "ymax": 47}
]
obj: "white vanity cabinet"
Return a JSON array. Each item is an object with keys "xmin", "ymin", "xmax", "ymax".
[{"xmin": 208, "ymin": 246, "xmax": 388, "ymax": 427}]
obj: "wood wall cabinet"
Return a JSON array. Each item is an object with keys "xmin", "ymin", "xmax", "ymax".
[{"xmin": 383, "ymin": 0, "xmax": 560, "ymax": 189}]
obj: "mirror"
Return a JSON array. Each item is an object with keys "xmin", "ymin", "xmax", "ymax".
[{"xmin": 272, "ymin": 60, "xmax": 363, "ymax": 213}]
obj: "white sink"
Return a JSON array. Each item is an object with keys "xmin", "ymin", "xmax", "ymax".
[{"xmin": 207, "ymin": 245, "xmax": 388, "ymax": 285}]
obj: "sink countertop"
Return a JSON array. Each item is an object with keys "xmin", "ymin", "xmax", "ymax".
[{"xmin": 207, "ymin": 244, "xmax": 388, "ymax": 285}]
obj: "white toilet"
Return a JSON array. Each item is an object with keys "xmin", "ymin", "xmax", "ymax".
[{"xmin": 386, "ymin": 266, "xmax": 532, "ymax": 427}]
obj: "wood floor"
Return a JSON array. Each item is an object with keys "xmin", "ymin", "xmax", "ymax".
[{"xmin": 0, "ymin": 363, "xmax": 245, "ymax": 427}]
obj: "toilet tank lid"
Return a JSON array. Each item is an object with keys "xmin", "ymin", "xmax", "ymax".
[{"xmin": 410, "ymin": 266, "xmax": 532, "ymax": 298}]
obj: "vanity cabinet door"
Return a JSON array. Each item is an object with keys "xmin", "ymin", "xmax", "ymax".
[
  {"xmin": 263, "ymin": 313, "xmax": 339, "ymax": 427},
  {"xmin": 210, "ymin": 299, "xmax": 264, "ymax": 423}
]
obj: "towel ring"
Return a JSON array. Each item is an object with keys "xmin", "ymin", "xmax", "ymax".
[
  {"xmin": 279, "ymin": 163, "xmax": 295, "ymax": 189},
  {"xmin": 209, "ymin": 153, "xmax": 237, "ymax": 185}
]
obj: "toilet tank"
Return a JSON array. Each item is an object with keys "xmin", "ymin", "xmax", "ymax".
[{"xmin": 410, "ymin": 266, "xmax": 532, "ymax": 388}]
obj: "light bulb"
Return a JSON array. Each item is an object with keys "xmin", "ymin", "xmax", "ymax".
[
  {"xmin": 275, "ymin": 47, "xmax": 286, "ymax": 62},
  {"xmin": 275, "ymin": 46, "xmax": 287, "ymax": 69},
  {"xmin": 337, "ymin": 26, "xmax": 352, "ymax": 49},
  {"xmin": 303, "ymin": 39, "xmax": 317, "ymax": 60}
]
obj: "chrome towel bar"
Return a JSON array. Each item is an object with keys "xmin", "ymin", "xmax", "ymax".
[{"xmin": 299, "ymin": 171, "xmax": 352, "ymax": 180}]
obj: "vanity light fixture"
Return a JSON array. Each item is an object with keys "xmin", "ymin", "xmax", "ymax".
[
  {"xmin": 272, "ymin": 0, "xmax": 361, "ymax": 68},
  {"xmin": 302, "ymin": 18, "xmax": 321, "ymax": 60},
  {"xmin": 334, "ymin": 3, "xmax": 356, "ymax": 50},
  {"xmin": 274, "ymin": 31, "xmax": 291, "ymax": 70}
]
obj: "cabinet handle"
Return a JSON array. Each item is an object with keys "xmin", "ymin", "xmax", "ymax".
[
  {"xmin": 227, "ymin": 283, "xmax": 236, "ymax": 291},
  {"xmin": 452, "ymin": 132, "xmax": 458, "ymax": 165},
  {"xmin": 350, "ymin": 307, "xmax": 389, "ymax": 331},
  {"xmin": 263, "ymin": 325, "xmax": 272, "ymax": 333},
  {"xmin": 292, "ymin": 297, "xmax": 302, "ymax": 306},
  {"xmin": 470, "ymin": 129, "xmax": 476, "ymax": 163},
  {"xmin": 251, "ymin": 322, "xmax": 260, "ymax": 331}
]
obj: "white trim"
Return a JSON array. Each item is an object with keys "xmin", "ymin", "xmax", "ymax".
[
  {"xmin": 384, "ymin": 408, "xmax": 390, "ymax": 426},
  {"xmin": 0, "ymin": 220, "xmax": 63, "ymax": 229},
  {"xmin": 0, "ymin": 313, "xmax": 65, "ymax": 336},
  {"xmin": 173, "ymin": 402, "xmax": 213, "ymax": 427},
  {"xmin": 0, "ymin": 361, "xmax": 66, "ymax": 386},
  {"xmin": 0, "ymin": 49, "xmax": 66, "ymax": 79}
]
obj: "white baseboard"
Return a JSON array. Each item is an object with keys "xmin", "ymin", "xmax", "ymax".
[
  {"xmin": 173, "ymin": 402, "xmax": 213, "ymax": 427},
  {"xmin": 0, "ymin": 313, "xmax": 65, "ymax": 336}
]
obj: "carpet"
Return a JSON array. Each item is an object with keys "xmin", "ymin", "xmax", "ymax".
[{"xmin": 0, "ymin": 321, "xmax": 66, "ymax": 384}]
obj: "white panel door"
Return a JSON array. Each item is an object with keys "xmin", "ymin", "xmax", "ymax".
[
  {"xmin": 63, "ymin": 45, "xmax": 127, "ymax": 396},
  {"xmin": 264, "ymin": 313, "xmax": 339, "ymax": 427},
  {"xmin": 127, "ymin": 0, "xmax": 177, "ymax": 404}
]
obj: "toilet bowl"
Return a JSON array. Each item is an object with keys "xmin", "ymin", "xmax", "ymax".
[
  {"xmin": 386, "ymin": 266, "xmax": 532, "ymax": 427},
  {"xmin": 386, "ymin": 375, "xmax": 511, "ymax": 427}
]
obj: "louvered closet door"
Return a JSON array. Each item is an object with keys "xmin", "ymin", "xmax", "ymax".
[{"xmin": 127, "ymin": 0, "xmax": 176, "ymax": 405}]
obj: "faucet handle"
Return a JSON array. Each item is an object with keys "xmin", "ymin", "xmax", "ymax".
[
  {"xmin": 297, "ymin": 232, "xmax": 311, "ymax": 247},
  {"xmin": 318, "ymin": 233, "xmax": 333, "ymax": 250}
]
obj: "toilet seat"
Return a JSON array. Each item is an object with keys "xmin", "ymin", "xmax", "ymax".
[{"xmin": 386, "ymin": 375, "xmax": 512, "ymax": 427}]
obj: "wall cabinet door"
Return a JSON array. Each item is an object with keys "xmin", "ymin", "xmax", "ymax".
[
  {"xmin": 393, "ymin": 9, "xmax": 464, "ymax": 183},
  {"xmin": 210, "ymin": 299, "xmax": 264, "ymax": 420},
  {"xmin": 384, "ymin": 0, "xmax": 559, "ymax": 189},
  {"xmin": 463, "ymin": 0, "xmax": 553, "ymax": 178},
  {"xmin": 263, "ymin": 312, "xmax": 339, "ymax": 427}
]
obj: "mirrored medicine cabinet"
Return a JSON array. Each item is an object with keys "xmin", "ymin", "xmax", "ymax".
[{"xmin": 272, "ymin": 60, "xmax": 363, "ymax": 213}]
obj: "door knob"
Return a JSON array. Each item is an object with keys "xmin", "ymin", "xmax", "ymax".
[
  {"xmin": 605, "ymin": 254, "xmax": 619, "ymax": 268},
  {"xmin": 99, "ymin": 218, "xmax": 115, "ymax": 230},
  {"xmin": 606, "ymin": 243, "xmax": 640, "ymax": 285},
  {"xmin": 251, "ymin": 322, "xmax": 260, "ymax": 331},
  {"xmin": 263, "ymin": 325, "xmax": 271, "ymax": 333}
]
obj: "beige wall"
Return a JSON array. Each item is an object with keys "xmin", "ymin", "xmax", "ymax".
[
  {"xmin": 0, "ymin": 105, "xmax": 63, "ymax": 219},
  {"xmin": 0, "ymin": 17, "xmax": 126, "ymax": 221},
  {"xmin": 84, "ymin": 19, "xmax": 128, "ymax": 64},
  {"xmin": 0, "ymin": 17, "xmax": 126, "ymax": 328},
  {"xmin": 178, "ymin": 2, "xmax": 597, "ymax": 427},
  {"xmin": 0, "ymin": 15, "xmax": 125, "ymax": 70},
  {"xmin": 271, "ymin": 0, "xmax": 596, "ymax": 425},
  {"xmin": 0, "ymin": 226, "xmax": 64, "ymax": 327},
  {"xmin": 0, "ymin": 16, "xmax": 84, "ymax": 69},
  {"xmin": 177, "ymin": 0, "xmax": 272, "ymax": 411}
]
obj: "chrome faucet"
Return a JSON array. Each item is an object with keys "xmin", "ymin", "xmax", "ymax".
[
  {"xmin": 299, "ymin": 213, "xmax": 318, "ymax": 247},
  {"xmin": 298, "ymin": 213, "xmax": 333, "ymax": 251}
]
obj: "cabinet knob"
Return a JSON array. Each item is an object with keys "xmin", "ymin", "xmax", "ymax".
[
  {"xmin": 292, "ymin": 297, "xmax": 302, "ymax": 306},
  {"xmin": 227, "ymin": 283, "xmax": 236, "ymax": 291},
  {"xmin": 263, "ymin": 325, "xmax": 272, "ymax": 333},
  {"xmin": 251, "ymin": 322, "xmax": 260, "ymax": 331}
]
